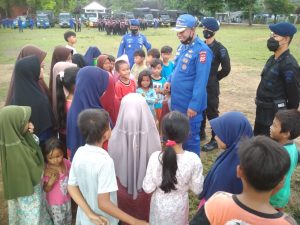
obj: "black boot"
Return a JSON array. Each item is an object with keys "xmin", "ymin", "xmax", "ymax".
[{"xmin": 202, "ymin": 139, "xmax": 218, "ymax": 152}]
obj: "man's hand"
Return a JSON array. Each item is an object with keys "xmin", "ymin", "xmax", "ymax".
[{"xmin": 187, "ymin": 108, "xmax": 197, "ymax": 118}]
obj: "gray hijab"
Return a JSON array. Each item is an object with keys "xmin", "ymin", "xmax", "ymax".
[{"xmin": 108, "ymin": 93, "xmax": 161, "ymax": 199}]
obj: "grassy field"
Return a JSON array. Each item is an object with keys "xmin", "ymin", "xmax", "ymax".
[{"xmin": 0, "ymin": 25, "xmax": 300, "ymax": 224}]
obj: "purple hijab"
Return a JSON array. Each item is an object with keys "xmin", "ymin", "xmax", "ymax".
[
  {"xmin": 66, "ymin": 66, "xmax": 109, "ymax": 159},
  {"xmin": 199, "ymin": 111, "xmax": 253, "ymax": 201}
]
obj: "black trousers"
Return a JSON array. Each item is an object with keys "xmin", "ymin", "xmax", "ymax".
[
  {"xmin": 201, "ymin": 82, "xmax": 220, "ymax": 139},
  {"xmin": 253, "ymin": 121, "xmax": 270, "ymax": 136}
]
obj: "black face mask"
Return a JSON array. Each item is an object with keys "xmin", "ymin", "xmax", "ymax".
[
  {"xmin": 267, "ymin": 37, "xmax": 279, "ymax": 52},
  {"xmin": 131, "ymin": 29, "xmax": 138, "ymax": 35},
  {"xmin": 180, "ymin": 30, "xmax": 194, "ymax": 45},
  {"xmin": 203, "ymin": 30, "xmax": 214, "ymax": 39}
]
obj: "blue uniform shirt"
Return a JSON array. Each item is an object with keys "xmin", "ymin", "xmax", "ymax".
[
  {"xmin": 169, "ymin": 36, "xmax": 212, "ymax": 114},
  {"xmin": 117, "ymin": 33, "xmax": 151, "ymax": 68}
]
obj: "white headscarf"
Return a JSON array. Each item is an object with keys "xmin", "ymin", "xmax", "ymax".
[{"xmin": 108, "ymin": 93, "xmax": 161, "ymax": 199}]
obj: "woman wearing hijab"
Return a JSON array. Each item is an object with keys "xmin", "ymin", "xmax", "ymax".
[
  {"xmin": 0, "ymin": 105, "xmax": 52, "ymax": 224},
  {"xmin": 67, "ymin": 66, "xmax": 117, "ymax": 159},
  {"xmin": 10, "ymin": 55, "xmax": 54, "ymax": 144},
  {"xmin": 5, "ymin": 44, "xmax": 50, "ymax": 105},
  {"xmin": 49, "ymin": 46, "xmax": 73, "ymax": 97},
  {"xmin": 198, "ymin": 111, "xmax": 253, "ymax": 208},
  {"xmin": 108, "ymin": 93, "xmax": 161, "ymax": 223},
  {"xmin": 83, "ymin": 46, "xmax": 101, "ymax": 66},
  {"xmin": 72, "ymin": 53, "xmax": 87, "ymax": 68}
]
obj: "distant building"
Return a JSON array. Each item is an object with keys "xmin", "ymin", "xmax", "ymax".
[{"xmin": 83, "ymin": 1, "xmax": 106, "ymax": 14}]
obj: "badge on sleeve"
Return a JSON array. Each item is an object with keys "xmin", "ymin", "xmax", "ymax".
[
  {"xmin": 182, "ymin": 64, "xmax": 187, "ymax": 70},
  {"xmin": 200, "ymin": 51, "xmax": 207, "ymax": 63}
]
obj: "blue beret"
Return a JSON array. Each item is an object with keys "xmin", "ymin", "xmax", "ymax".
[
  {"xmin": 269, "ymin": 22, "xmax": 297, "ymax": 37},
  {"xmin": 130, "ymin": 19, "xmax": 140, "ymax": 26},
  {"xmin": 173, "ymin": 14, "xmax": 197, "ymax": 32},
  {"xmin": 201, "ymin": 18, "xmax": 219, "ymax": 32}
]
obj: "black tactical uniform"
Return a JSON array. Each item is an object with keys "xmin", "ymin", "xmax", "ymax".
[
  {"xmin": 254, "ymin": 49, "xmax": 299, "ymax": 136},
  {"xmin": 201, "ymin": 40, "xmax": 231, "ymax": 139}
]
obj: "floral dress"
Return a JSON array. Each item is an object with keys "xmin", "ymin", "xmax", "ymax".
[{"xmin": 143, "ymin": 151, "xmax": 204, "ymax": 225}]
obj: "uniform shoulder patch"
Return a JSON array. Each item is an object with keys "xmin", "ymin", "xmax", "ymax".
[{"xmin": 200, "ymin": 51, "xmax": 207, "ymax": 63}]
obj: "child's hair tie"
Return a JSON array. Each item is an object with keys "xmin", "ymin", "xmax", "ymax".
[{"xmin": 166, "ymin": 140, "xmax": 176, "ymax": 147}]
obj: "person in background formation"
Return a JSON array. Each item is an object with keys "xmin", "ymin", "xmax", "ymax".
[
  {"xmin": 190, "ymin": 136, "xmax": 297, "ymax": 225},
  {"xmin": 254, "ymin": 22, "xmax": 299, "ymax": 136},
  {"xmin": 117, "ymin": 19, "xmax": 152, "ymax": 68},
  {"xmin": 164, "ymin": 14, "xmax": 212, "ymax": 155},
  {"xmin": 200, "ymin": 17, "xmax": 231, "ymax": 152}
]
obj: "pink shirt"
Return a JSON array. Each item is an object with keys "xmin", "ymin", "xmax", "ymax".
[{"xmin": 43, "ymin": 159, "xmax": 71, "ymax": 205}]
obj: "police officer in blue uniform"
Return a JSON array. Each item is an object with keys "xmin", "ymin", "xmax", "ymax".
[
  {"xmin": 165, "ymin": 14, "xmax": 212, "ymax": 155},
  {"xmin": 254, "ymin": 22, "xmax": 299, "ymax": 136},
  {"xmin": 201, "ymin": 18, "xmax": 231, "ymax": 152},
  {"xmin": 117, "ymin": 19, "xmax": 152, "ymax": 68}
]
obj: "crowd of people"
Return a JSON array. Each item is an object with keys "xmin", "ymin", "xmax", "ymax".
[{"xmin": 0, "ymin": 14, "xmax": 300, "ymax": 225}]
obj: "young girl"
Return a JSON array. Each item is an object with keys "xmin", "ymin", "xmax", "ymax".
[
  {"xmin": 136, "ymin": 69, "xmax": 157, "ymax": 117},
  {"xmin": 198, "ymin": 111, "xmax": 253, "ymax": 208},
  {"xmin": 143, "ymin": 111, "xmax": 204, "ymax": 225},
  {"xmin": 43, "ymin": 137, "xmax": 72, "ymax": 225}
]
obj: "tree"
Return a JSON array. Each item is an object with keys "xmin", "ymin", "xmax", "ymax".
[
  {"xmin": 201, "ymin": 0, "xmax": 225, "ymax": 16},
  {"xmin": 264, "ymin": 0, "xmax": 295, "ymax": 23},
  {"xmin": 227, "ymin": 0, "xmax": 258, "ymax": 26}
]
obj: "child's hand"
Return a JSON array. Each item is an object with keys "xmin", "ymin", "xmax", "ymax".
[{"xmin": 88, "ymin": 212, "xmax": 109, "ymax": 225}]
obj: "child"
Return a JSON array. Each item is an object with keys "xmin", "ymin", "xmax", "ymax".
[
  {"xmin": 68, "ymin": 109, "xmax": 149, "ymax": 225},
  {"xmin": 0, "ymin": 105, "xmax": 52, "ymax": 225},
  {"xmin": 160, "ymin": 45, "xmax": 174, "ymax": 80},
  {"xmin": 43, "ymin": 137, "xmax": 72, "ymax": 225},
  {"xmin": 143, "ymin": 111, "xmax": 203, "ymax": 225},
  {"xmin": 269, "ymin": 109, "xmax": 300, "ymax": 209},
  {"xmin": 64, "ymin": 31, "xmax": 77, "ymax": 54},
  {"xmin": 115, "ymin": 59, "xmax": 136, "ymax": 101},
  {"xmin": 108, "ymin": 55, "xmax": 115, "ymax": 73},
  {"xmin": 97, "ymin": 54, "xmax": 112, "ymax": 72},
  {"xmin": 131, "ymin": 49, "xmax": 147, "ymax": 81},
  {"xmin": 198, "ymin": 112, "xmax": 253, "ymax": 208},
  {"xmin": 190, "ymin": 136, "xmax": 296, "ymax": 225},
  {"xmin": 136, "ymin": 69, "xmax": 157, "ymax": 117},
  {"xmin": 146, "ymin": 48, "xmax": 160, "ymax": 67},
  {"xmin": 151, "ymin": 58, "xmax": 166, "ymax": 121}
]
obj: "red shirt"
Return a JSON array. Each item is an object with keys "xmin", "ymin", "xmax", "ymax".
[{"xmin": 115, "ymin": 79, "xmax": 136, "ymax": 101}]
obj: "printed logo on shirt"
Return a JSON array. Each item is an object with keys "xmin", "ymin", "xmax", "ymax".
[{"xmin": 200, "ymin": 51, "xmax": 207, "ymax": 63}]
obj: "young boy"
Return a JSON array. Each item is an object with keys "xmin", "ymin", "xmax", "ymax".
[
  {"xmin": 151, "ymin": 59, "xmax": 166, "ymax": 121},
  {"xmin": 146, "ymin": 48, "xmax": 160, "ymax": 68},
  {"xmin": 190, "ymin": 136, "xmax": 296, "ymax": 225},
  {"xmin": 160, "ymin": 45, "xmax": 174, "ymax": 80},
  {"xmin": 68, "ymin": 109, "xmax": 149, "ymax": 225},
  {"xmin": 131, "ymin": 49, "xmax": 147, "ymax": 81},
  {"xmin": 269, "ymin": 109, "xmax": 300, "ymax": 209},
  {"xmin": 114, "ymin": 60, "xmax": 136, "ymax": 101},
  {"xmin": 64, "ymin": 31, "xmax": 77, "ymax": 54}
]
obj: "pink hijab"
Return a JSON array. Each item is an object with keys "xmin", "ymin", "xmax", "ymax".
[
  {"xmin": 52, "ymin": 62, "xmax": 77, "ymax": 120},
  {"xmin": 108, "ymin": 93, "xmax": 161, "ymax": 199}
]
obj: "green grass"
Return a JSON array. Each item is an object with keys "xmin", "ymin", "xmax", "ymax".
[{"xmin": 0, "ymin": 25, "xmax": 300, "ymax": 223}]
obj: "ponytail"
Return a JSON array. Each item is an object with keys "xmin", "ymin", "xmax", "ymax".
[
  {"xmin": 56, "ymin": 75, "xmax": 67, "ymax": 130},
  {"xmin": 159, "ymin": 144, "xmax": 178, "ymax": 193}
]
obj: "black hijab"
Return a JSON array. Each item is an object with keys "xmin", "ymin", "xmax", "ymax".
[{"xmin": 10, "ymin": 55, "xmax": 54, "ymax": 136}]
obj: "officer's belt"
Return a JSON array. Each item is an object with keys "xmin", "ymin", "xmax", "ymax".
[{"xmin": 255, "ymin": 98, "xmax": 274, "ymax": 109}]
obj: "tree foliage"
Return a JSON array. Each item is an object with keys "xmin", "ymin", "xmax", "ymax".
[
  {"xmin": 264, "ymin": 0, "xmax": 295, "ymax": 23},
  {"xmin": 227, "ymin": 0, "xmax": 258, "ymax": 25}
]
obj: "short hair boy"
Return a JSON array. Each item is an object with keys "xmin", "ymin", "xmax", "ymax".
[
  {"xmin": 64, "ymin": 31, "xmax": 77, "ymax": 54},
  {"xmin": 190, "ymin": 136, "xmax": 296, "ymax": 225},
  {"xmin": 68, "ymin": 109, "xmax": 148, "ymax": 225},
  {"xmin": 131, "ymin": 49, "xmax": 147, "ymax": 81},
  {"xmin": 146, "ymin": 48, "xmax": 160, "ymax": 67},
  {"xmin": 269, "ymin": 109, "xmax": 300, "ymax": 209},
  {"xmin": 160, "ymin": 46, "xmax": 174, "ymax": 80}
]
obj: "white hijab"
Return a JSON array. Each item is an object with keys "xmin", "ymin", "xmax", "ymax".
[{"xmin": 108, "ymin": 93, "xmax": 161, "ymax": 199}]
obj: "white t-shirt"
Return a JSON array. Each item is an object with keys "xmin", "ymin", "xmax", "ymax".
[
  {"xmin": 68, "ymin": 144, "xmax": 119, "ymax": 225},
  {"xmin": 66, "ymin": 44, "xmax": 77, "ymax": 54}
]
